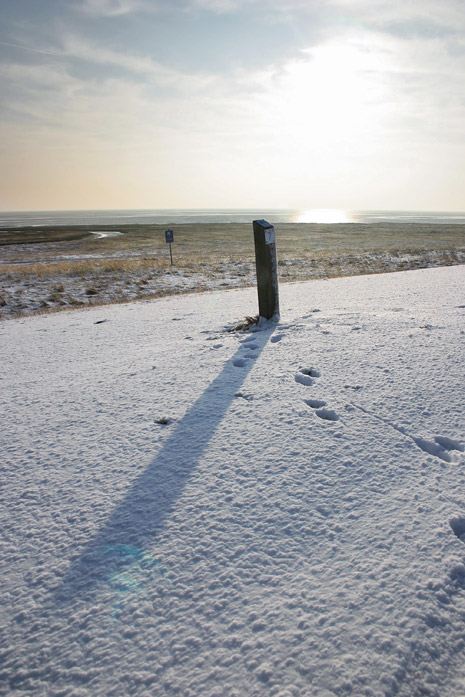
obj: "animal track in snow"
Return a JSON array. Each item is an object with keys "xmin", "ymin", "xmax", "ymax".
[
  {"xmin": 294, "ymin": 367, "xmax": 320, "ymax": 386},
  {"xmin": 304, "ymin": 398, "xmax": 340, "ymax": 422},
  {"xmin": 235, "ymin": 391, "xmax": 254, "ymax": 401},
  {"xmin": 295, "ymin": 374, "xmax": 314, "ymax": 386},
  {"xmin": 270, "ymin": 334, "xmax": 284, "ymax": 343},
  {"xmin": 304, "ymin": 399, "xmax": 327, "ymax": 409},
  {"xmin": 233, "ymin": 358, "xmax": 248, "ymax": 368},
  {"xmin": 297, "ymin": 367, "xmax": 340, "ymax": 419},
  {"xmin": 435, "ymin": 436, "xmax": 464, "ymax": 453},
  {"xmin": 408, "ymin": 435, "xmax": 463, "ymax": 462},
  {"xmin": 450, "ymin": 517, "xmax": 465, "ymax": 542},
  {"xmin": 315, "ymin": 408, "xmax": 340, "ymax": 422},
  {"xmin": 409, "ymin": 436, "xmax": 453, "ymax": 462},
  {"xmin": 353, "ymin": 404, "xmax": 463, "ymax": 463}
]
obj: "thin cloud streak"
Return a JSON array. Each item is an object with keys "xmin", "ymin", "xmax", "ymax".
[
  {"xmin": 0, "ymin": 40, "xmax": 61, "ymax": 57},
  {"xmin": 76, "ymin": 0, "xmax": 149, "ymax": 16}
]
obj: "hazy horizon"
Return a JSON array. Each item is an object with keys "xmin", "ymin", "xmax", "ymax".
[{"xmin": 2, "ymin": 206, "xmax": 465, "ymax": 215}]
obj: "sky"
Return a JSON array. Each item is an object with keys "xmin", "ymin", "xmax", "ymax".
[{"xmin": 0, "ymin": 0, "xmax": 464, "ymax": 212}]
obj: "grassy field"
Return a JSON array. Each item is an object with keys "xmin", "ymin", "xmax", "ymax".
[
  {"xmin": 3, "ymin": 221, "xmax": 465, "ymax": 256},
  {"xmin": 1, "ymin": 222, "xmax": 465, "ymax": 319}
]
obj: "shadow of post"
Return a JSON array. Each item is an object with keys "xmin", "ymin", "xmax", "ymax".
[{"xmin": 54, "ymin": 326, "xmax": 274, "ymax": 603}]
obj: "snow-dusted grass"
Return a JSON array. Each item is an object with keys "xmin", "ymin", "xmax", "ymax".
[
  {"xmin": 1, "ymin": 266, "xmax": 465, "ymax": 697},
  {"xmin": 1, "ymin": 222, "xmax": 465, "ymax": 319}
]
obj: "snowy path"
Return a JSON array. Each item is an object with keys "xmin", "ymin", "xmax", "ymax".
[{"xmin": 1, "ymin": 266, "xmax": 465, "ymax": 697}]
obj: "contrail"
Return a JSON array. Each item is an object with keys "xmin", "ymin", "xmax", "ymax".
[{"xmin": 0, "ymin": 40, "xmax": 61, "ymax": 56}]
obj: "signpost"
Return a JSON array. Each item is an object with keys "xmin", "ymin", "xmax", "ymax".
[
  {"xmin": 253, "ymin": 219, "xmax": 279, "ymax": 320},
  {"xmin": 165, "ymin": 229, "xmax": 174, "ymax": 265}
]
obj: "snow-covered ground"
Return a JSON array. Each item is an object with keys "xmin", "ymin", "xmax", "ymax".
[
  {"xmin": 2, "ymin": 245, "xmax": 465, "ymax": 320},
  {"xmin": 1, "ymin": 266, "xmax": 465, "ymax": 697}
]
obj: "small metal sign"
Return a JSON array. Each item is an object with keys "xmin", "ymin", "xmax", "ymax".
[{"xmin": 164, "ymin": 229, "xmax": 174, "ymax": 265}]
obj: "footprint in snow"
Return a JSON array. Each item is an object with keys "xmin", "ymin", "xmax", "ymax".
[
  {"xmin": 235, "ymin": 391, "xmax": 254, "ymax": 401},
  {"xmin": 294, "ymin": 367, "xmax": 320, "ymax": 386},
  {"xmin": 411, "ymin": 435, "xmax": 463, "ymax": 463},
  {"xmin": 305, "ymin": 367, "xmax": 321, "ymax": 378},
  {"xmin": 304, "ymin": 399, "xmax": 340, "ymax": 422},
  {"xmin": 233, "ymin": 358, "xmax": 248, "ymax": 368},
  {"xmin": 450, "ymin": 517, "xmax": 465, "ymax": 542},
  {"xmin": 304, "ymin": 399, "xmax": 327, "ymax": 409},
  {"xmin": 353, "ymin": 404, "xmax": 463, "ymax": 463},
  {"xmin": 295, "ymin": 373, "xmax": 314, "ymax": 386},
  {"xmin": 315, "ymin": 407, "xmax": 340, "ymax": 422},
  {"xmin": 435, "ymin": 436, "xmax": 464, "ymax": 452},
  {"xmin": 270, "ymin": 333, "xmax": 285, "ymax": 343}
]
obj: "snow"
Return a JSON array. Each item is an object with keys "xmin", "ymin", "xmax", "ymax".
[
  {"xmin": 2, "ymin": 243, "xmax": 465, "ymax": 320},
  {"xmin": 1, "ymin": 265, "xmax": 465, "ymax": 697}
]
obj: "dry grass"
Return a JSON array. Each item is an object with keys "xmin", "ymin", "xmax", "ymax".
[
  {"xmin": 230, "ymin": 315, "xmax": 260, "ymax": 332},
  {"xmin": 0, "ymin": 256, "xmax": 168, "ymax": 279},
  {"xmin": 1, "ymin": 221, "xmax": 465, "ymax": 320}
]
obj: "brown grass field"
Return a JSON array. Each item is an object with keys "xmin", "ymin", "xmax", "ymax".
[{"xmin": 1, "ymin": 222, "xmax": 465, "ymax": 319}]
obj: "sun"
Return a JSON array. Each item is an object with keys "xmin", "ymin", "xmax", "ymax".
[{"xmin": 262, "ymin": 37, "xmax": 389, "ymax": 158}]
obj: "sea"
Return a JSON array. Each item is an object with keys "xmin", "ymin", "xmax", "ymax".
[{"xmin": 1, "ymin": 208, "xmax": 465, "ymax": 228}]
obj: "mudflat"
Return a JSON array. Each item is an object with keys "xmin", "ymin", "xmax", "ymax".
[{"xmin": 2, "ymin": 221, "xmax": 465, "ymax": 256}]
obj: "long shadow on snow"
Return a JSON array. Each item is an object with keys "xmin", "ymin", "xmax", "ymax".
[{"xmin": 54, "ymin": 326, "xmax": 274, "ymax": 602}]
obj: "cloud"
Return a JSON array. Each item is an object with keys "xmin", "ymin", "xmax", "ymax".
[
  {"xmin": 191, "ymin": 0, "xmax": 465, "ymax": 38},
  {"xmin": 1, "ymin": 2, "xmax": 465, "ymax": 209},
  {"xmin": 193, "ymin": 0, "xmax": 329, "ymax": 15},
  {"xmin": 75, "ymin": 0, "xmax": 149, "ymax": 16},
  {"xmin": 61, "ymin": 35, "xmax": 215, "ymax": 92},
  {"xmin": 329, "ymin": 0, "xmax": 465, "ymax": 34},
  {"xmin": 2, "ymin": 22, "xmax": 464, "ymax": 153}
]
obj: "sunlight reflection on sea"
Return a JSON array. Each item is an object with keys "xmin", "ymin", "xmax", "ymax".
[
  {"xmin": 293, "ymin": 209, "xmax": 354, "ymax": 224},
  {"xmin": 2, "ymin": 208, "xmax": 465, "ymax": 227}
]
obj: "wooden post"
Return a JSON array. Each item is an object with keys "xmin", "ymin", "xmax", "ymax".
[{"xmin": 253, "ymin": 219, "xmax": 279, "ymax": 320}]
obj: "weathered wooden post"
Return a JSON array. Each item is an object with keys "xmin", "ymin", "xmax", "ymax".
[{"xmin": 253, "ymin": 219, "xmax": 279, "ymax": 320}]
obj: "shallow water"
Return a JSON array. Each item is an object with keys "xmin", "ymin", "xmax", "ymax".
[{"xmin": 2, "ymin": 207, "xmax": 465, "ymax": 227}]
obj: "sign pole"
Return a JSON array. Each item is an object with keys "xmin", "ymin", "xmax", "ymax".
[
  {"xmin": 165, "ymin": 229, "xmax": 174, "ymax": 266},
  {"xmin": 252, "ymin": 219, "xmax": 279, "ymax": 320}
]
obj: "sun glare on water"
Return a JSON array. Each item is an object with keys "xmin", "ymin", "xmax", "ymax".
[{"xmin": 295, "ymin": 209, "xmax": 353, "ymax": 224}]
